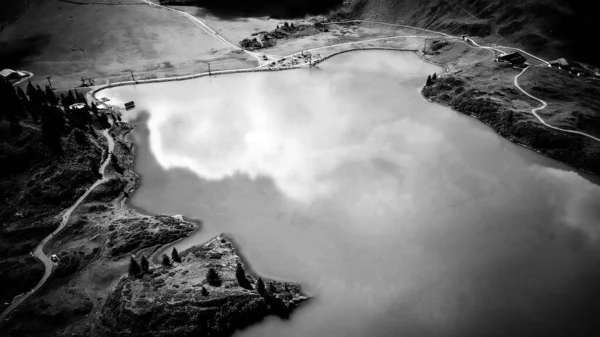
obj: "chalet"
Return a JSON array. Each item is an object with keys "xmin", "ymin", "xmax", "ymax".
[
  {"xmin": 0, "ymin": 69, "xmax": 27, "ymax": 81},
  {"xmin": 549, "ymin": 58, "xmax": 570, "ymax": 70},
  {"xmin": 497, "ymin": 52, "xmax": 527, "ymax": 66},
  {"xmin": 124, "ymin": 101, "xmax": 135, "ymax": 110}
]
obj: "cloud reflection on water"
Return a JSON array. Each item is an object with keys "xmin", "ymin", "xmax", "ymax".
[{"xmin": 109, "ymin": 50, "xmax": 600, "ymax": 336}]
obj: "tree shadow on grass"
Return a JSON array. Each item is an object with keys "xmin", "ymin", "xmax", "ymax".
[
  {"xmin": 166, "ymin": 0, "xmax": 343, "ymax": 19},
  {"xmin": 0, "ymin": 33, "xmax": 52, "ymax": 69}
]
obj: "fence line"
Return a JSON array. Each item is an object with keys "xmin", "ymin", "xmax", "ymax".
[{"xmin": 91, "ymin": 48, "xmax": 446, "ymax": 101}]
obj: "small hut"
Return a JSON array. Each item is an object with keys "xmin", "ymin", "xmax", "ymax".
[{"xmin": 497, "ymin": 52, "xmax": 527, "ymax": 66}]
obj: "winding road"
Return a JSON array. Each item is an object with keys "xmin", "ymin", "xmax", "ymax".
[
  {"xmin": 3, "ymin": 2, "xmax": 600, "ymax": 327},
  {"xmin": 0, "ymin": 129, "xmax": 115, "ymax": 325}
]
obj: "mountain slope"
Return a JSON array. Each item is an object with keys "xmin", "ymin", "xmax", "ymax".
[{"xmin": 336, "ymin": 0, "xmax": 597, "ymax": 65}]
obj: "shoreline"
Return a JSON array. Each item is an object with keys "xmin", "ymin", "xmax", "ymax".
[{"xmin": 92, "ymin": 46, "xmax": 598, "ymax": 180}]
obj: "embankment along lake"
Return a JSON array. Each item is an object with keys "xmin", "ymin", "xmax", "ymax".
[{"xmin": 103, "ymin": 51, "xmax": 600, "ymax": 337}]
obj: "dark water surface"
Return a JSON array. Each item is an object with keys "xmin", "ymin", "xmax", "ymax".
[{"xmin": 104, "ymin": 51, "xmax": 600, "ymax": 337}]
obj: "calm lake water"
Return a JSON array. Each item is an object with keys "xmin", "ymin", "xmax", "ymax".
[{"xmin": 103, "ymin": 51, "xmax": 600, "ymax": 337}]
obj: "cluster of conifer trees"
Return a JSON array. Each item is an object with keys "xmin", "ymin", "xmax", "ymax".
[
  {"xmin": 426, "ymin": 72, "xmax": 438, "ymax": 86},
  {"xmin": 0, "ymin": 78, "xmax": 112, "ymax": 152}
]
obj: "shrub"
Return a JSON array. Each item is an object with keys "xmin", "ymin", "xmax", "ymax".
[
  {"xmin": 235, "ymin": 263, "xmax": 252, "ymax": 289},
  {"xmin": 129, "ymin": 257, "xmax": 141, "ymax": 277},
  {"xmin": 205, "ymin": 267, "xmax": 221, "ymax": 287},
  {"xmin": 140, "ymin": 256, "xmax": 150, "ymax": 274},
  {"xmin": 256, "ymin": 277, "xmax": 266, "ymax": 296},
  {"xmin": 162, "ymin": 254, "xmax": 171, "ymax": 267},
  {"xmin": 171, "ymin": 247, "xmax": 181, "ymax": 263}
]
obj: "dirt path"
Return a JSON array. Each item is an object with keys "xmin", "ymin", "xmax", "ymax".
[
  {"xmin": 513, "ymin": 67, "xmax": 600, "ymax": 142},
  {"xmin": 315, "ymin": 20, "xmax": 600, "ymax": 143},
  {"xmin": 0, "ymin": 129, "xmax": 115, "ymax": 326},
  {"xmin": 138, "ymin": 0, "xmax": 265, "ymax": 62}
]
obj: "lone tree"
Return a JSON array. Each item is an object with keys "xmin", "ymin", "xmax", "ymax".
[
  {"xmin": 162, "ymin": 254, "xmax": 171, "ymax": 267},
  {"xmin": 201, "ymin": 286, "xmax": 209, "ymax": 296},
  {"xmin": 256, "ymin": 277, "xmax": 266, "ymax": 296},
  {"xmin": 140, "ymin": 256, "xmax": 150, "ymax": 274},
  {"xmin": 171, "ymin": 247, "xmax": 181, "ymax": 263},
  {"xmin": 205, "ymin": 267, "xmax": 221, "ymax": 287},
  {"xmin": 426, "ymin": 75, "xmax": 433, "ymax": 86},
  {"xmin": 235, "ymin": 263, "xmax": 251, "ymax": 289},
  {"xmin": 129, "ymin": 257, "xmax": 141, "ymax": 277},
  {"xmin": 432, "ymin": 72, "xmax": 437, "ymax": 81}
]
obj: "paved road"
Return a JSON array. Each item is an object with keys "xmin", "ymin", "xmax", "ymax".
[{"xmin": 0, "ymin": 129, "xmax": 115, "ymax": 326}]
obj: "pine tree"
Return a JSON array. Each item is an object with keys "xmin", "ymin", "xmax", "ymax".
[
  {"xmin": 16, "ymin": 87, "xmax": 28, "ymax": 104},
  {"xmin": 26, "ymin": 81, "xmax": 36, "ymax": 101},
  {"xmin": 171, "ymin": 247, "xmax": 181, "ymax": 263},
  {"xmin": 41, "ymin": 106, "xmax": 63, "ymax": 153},
  {"xmin": 268, "ymin": 282, "xmax": 277, "ymax": 294},
  {"xmin": 75, "ymin": 90, "xmax": 86, "ymax": 104},
  {"xmin": 426, "ymin": 75, "xmax": 433, "ymax": 86},
  {"xmin": 0, "ymin": 79, "xmax": 23, "ymax": 123},
  {"xmin": 235, "ymin": 263, "xmax": 251, "ymax": 289},
  {"xmin": 205, "ymin": 267, "xmax": 221, "ymax": 287},
  {"xmin": 432, "ymin": 73, "xmax": 437, "ymax": 81},
  {"xmin": 60, "ymin": 93, "xmax": 69, "ymax": 111},
  {"xmin": 45, "ymin": 85, "xmax": 58, "ymax": 105},
  {"xmin": 201, "ymin": 286, "xmax": 209, "ymax": 296},
  {"xmin": 256, "ymin": 277, "xmax": 266, "ymax": 296},
  {"xmin": 91, "ymin": 102, "xmax": 99, "ymax": 115},
  {"xmin": 291, "ymin": 23, "xmax": 295, "ymax": 29},
  {"xmin": 36, "ymin": 85, "xmax": 47, "ymax": 104},
  {"xmin": 140, "ymin": 256, "xmax": 150, "ymax": 274},
  {"xmin": 98, "ymin": 112, "xmax": 111, "ymax": 129},
  {"xmin": 162, "ymin": 254, "xmax": 171, "ymax": 266},
  {"xmin": 129, "ymin": 257, "xmax": 141, "ymax": 277},
  {"xmin": 66, "ymin": 90, "xmax": 76, "ymax": 107}
]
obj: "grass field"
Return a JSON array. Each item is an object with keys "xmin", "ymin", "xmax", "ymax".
[
  {"xmin": 519, "ymin": 66, "xmax": 600, "ymax": 138},
  {"xmin": 0, "ymin": 0, "xmax": 256, "ymax": 89},
  {"xmin": 0, "ymin": 0, "xmax": 29, "ymax": 24}
]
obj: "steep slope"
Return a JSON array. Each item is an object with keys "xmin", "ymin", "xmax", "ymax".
[{"xmin": 336, "ymin": 0, "xmax": 598, "ymax": 65}]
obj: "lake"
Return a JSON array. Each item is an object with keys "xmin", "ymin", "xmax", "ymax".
[{"xmin": 103, "ymin": 51, "xmax": 600, "ymax": 337}]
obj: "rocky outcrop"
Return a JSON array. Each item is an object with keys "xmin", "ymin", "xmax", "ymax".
[
  {"xmin": 107, "ymin": 215, "xmax": 197, "ymax": 258},
  {"xmin": 96, "ymin": 234, "xmax": 309, "ymax": 336}
]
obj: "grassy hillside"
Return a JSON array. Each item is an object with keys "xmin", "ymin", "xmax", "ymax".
[
  {"xmin": 336, "ymin": 0, "xmax": 598, "ymax": 65},
  {"xmin": 0, "ymin": 0, "xmax": 255, "ymax": 89}
]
